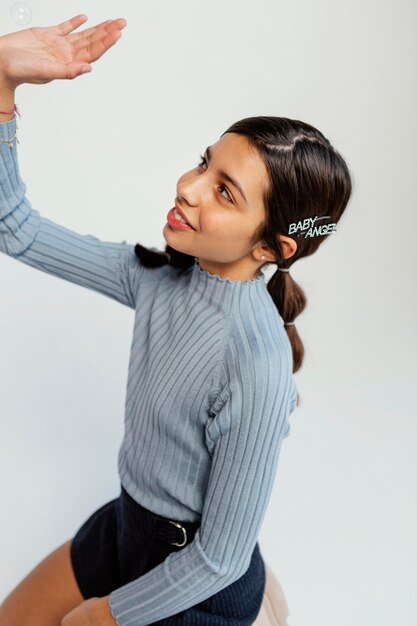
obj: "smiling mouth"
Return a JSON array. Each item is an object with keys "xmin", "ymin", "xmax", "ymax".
[
  {"xmin": 167, "ymin": 207, "xmax": 196, "ymax": 231},
  {"xmin": 174, "ymin": 202, "xmax": 196, "ymax": 230},
  {"xmin": 173, "ymin": 207, "xmax": 192, "ymax": 226}
]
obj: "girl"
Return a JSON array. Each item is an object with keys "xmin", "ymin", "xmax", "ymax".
[{"xmin": 0, "ymin": 14, "xmax": 352, "ymax": 626}]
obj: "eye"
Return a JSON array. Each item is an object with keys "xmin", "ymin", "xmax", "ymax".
[
  {"xmin": 197, "ymin": 154, "xmax": 233, "ymax": 203},
  {"xmin": 218, "ymin": 184, "xmax": 233, "ymax": 203}
]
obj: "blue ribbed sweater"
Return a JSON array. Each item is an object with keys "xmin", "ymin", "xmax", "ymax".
[{"xmin": 0, "ymin": 115, "xmax": 297, "ymax": 626}]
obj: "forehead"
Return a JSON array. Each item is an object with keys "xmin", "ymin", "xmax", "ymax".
[{"xmin": 210, "ymin": 133, "xmax": 269, "ymax": 203}]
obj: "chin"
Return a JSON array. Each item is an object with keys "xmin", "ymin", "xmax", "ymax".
[{"xmin": 162, "ymin": 222, "xmax": 174, "ymax": 241}]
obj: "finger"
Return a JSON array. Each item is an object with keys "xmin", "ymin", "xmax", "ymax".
[
  {"xmin": 38, "ymin": 58, "xmax": 92, "ymax": 81},
  {"xmin": 67, "ymin": 18, "xmax": 114, "ymax": 44},
  {"xmin": 70, "ymin": 19, "xmax": 125, "ymax": 56},
  {"xmin": 54, "ymin": 14, "xmax": 88, "ymax": 37},
  {"xmin": 75, "ymin": 27, "xmax": 123, "ymax": 64}
]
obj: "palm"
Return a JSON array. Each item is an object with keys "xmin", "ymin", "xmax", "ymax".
[{"xmin": 0, "ymin": 14, "xmax": 126, "ymax": 88}]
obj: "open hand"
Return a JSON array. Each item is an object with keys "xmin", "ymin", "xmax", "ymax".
[{"xmin": 0, "ymin": 14, "xmax": 126, "ymax": 91}]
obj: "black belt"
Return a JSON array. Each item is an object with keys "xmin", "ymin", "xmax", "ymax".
[
  {"xmin": 154, "ymin": 516, "xmax": 200, "ymax": 547},
  {"xmin": 121, "ymin": 485, "xmax": 201, "ymax": 548}
]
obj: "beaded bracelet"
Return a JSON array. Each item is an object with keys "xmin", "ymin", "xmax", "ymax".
[{"xmin": 0, "ymin": 104, "xmax": 21, "ymax": 148}]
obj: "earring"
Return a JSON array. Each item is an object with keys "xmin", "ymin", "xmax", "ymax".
[{"xmin": 261, "ymin": 255, "xmax": 265, "ymax": 260}]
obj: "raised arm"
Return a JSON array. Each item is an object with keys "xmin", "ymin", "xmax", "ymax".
[
  {"xmin": 0, "ymin": 16, "xmax": 152, "ymax": 310},
  {"xmin": 0, "ymin": 115, "xmax": 147, "ymax": 309}
]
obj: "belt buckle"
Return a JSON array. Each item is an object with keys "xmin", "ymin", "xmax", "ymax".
[{"xmin": 168, "ymin": 520, "xmax": 187, "ymax": 547}]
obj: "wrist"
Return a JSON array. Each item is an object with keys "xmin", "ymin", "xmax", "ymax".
[
  {"xmin": 0, "ymin": 58, "xmax": 14, "ymax": 92},
  {"xmin": 0, "ymin": 80, "xmax": 15, "ymax": 96},
  {"xmin": 94, "ymin": 595, "xmax": 117, "ymax": 625},
  {"xmin": 0, "ymin": 83, "xmax": 16, "ymax": 122}
]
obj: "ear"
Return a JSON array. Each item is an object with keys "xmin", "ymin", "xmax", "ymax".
[
  {"xmin": 253, "ymin": 234, "xmax": 297, "ymax": 263},
  {"xmin": 277, "ymin": 234, "xmax": 297, "ymax": 261}
]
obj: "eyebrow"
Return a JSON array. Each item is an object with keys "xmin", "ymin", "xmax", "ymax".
[{"xmin": 204, "ymin": 146, "xmax": 247, "ymax": 203}]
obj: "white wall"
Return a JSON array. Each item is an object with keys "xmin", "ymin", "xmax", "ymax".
[{"xmin": 1, "ymin": 1, "xmax": 416, "ymax": 625}]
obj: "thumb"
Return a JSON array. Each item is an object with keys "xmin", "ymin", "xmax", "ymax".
[{"xmin": 40, "ymin": 59, "xmax": 92, "ymax": 81}]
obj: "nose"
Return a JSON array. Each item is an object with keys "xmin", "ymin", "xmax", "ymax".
[
  {"xmin": 176, "ymin": 192, "xmax": 192, "ymax": 209},
  {"xmin": 176, "ymin": 186, "xmax": 197, "ymax": 208},
  {"xmin": 177, "ymin": 170, "xmax": 207, "ymax": 207}
]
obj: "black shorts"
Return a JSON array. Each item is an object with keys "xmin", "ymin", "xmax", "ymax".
[{"xmin": 70, "ymin": 484, "xmax": 265, "ymax": 625}]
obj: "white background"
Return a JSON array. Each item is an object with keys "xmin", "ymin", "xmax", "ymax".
[{"xmin": 0, "ymin": 1, "xmax": 416, "ymax": 625}]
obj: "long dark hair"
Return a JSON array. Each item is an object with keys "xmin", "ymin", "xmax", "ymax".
[{"xmin": 135, "ymin": 116, "xmax": 353, "ymax": 375}]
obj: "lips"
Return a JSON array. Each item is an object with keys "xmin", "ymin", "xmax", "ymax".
[
  {"xmin": 167, "ymin": 207, "xmax": 195, "ymax": 231},
  {"xmin": 175, "ymin": 203, "xmax": 195, "ymax": 230}
]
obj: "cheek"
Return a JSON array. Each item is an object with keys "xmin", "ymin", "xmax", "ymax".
[
  {"xmin": 200, "ymin": 208, "xmax": 228, "ymax": 232},
  {"xmin": 200, "ymin": 211, "xmax": 248, "ymax": 241}
]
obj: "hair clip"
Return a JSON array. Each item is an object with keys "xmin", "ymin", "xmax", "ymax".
[{"xmin": 288, "ymin": 215, "xmax": 337, "ymax": 238}]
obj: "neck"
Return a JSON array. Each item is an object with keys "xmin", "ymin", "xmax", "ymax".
[{"xmin": 195, "ymin": 257, "xmax": 262, "ymax": 282}]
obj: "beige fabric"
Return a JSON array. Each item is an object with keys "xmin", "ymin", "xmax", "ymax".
[{"xmin": 253, "ymin": 561, "xmax": 289, "ymax": 626}]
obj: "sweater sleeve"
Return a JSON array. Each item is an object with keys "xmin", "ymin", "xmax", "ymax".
[
  {"xmin": 108, "ymin": 324, "xmax": 294, "ymax": 626},
  {"xmin": 0, "ymin": 116, "xmax": 146, "ymax": 310}
]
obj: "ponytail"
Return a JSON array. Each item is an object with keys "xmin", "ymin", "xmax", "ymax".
[
  {"xmin": 266, "ymin": 268, "xmax": 306, "ymax": 373},
  {"xmin": 134, "ymin": 243, "xmax": 194, "ymax": 269}
]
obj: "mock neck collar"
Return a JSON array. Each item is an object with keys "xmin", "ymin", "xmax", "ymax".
[
  {"xmin": 185, "ymin": 257, "xmax": 268, "ymax": 314},
  {"xmin": 193, "ymin": 258, "xmax": 265, "ymax": 285}
]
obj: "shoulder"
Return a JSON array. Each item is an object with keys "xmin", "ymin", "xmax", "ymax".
[
  {"xmin": 205, "ymin": 308, "xmax": 296, "ymax": 451},
  {"xmin": 131, "ymin": 246, "xmax": 184, "ymax": 281},
  {"xmin": 127, "ymin": 245, "xmax": 190, "ymax": 300},
  {"xmin": 205, "ymin": 312, "xmax": 294, "ymax": 448},
  {"xmin": 210, "ymin": 313, "xmax": 293, "ymax": 419},
  {"xmin": 224, "ymin": 308, "xmax": 293, "ymax": 378}
]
